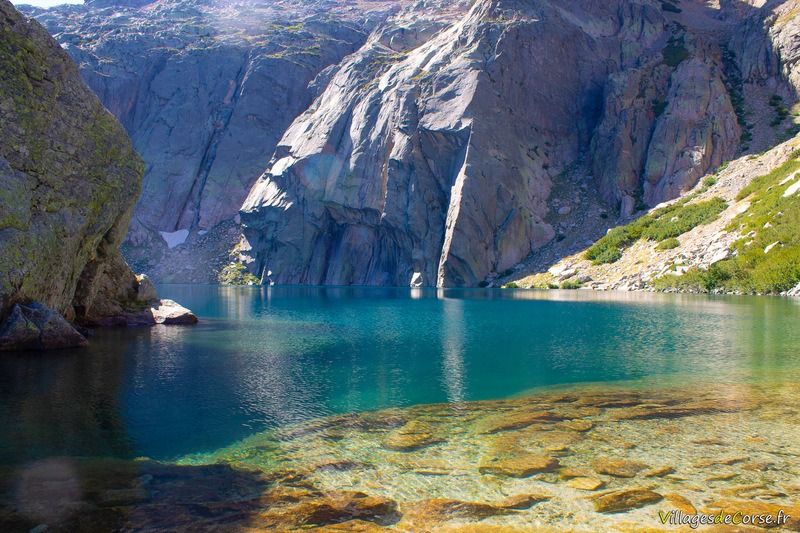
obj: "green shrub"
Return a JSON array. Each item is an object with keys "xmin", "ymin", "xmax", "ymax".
[
  {"xmin": 701, "ymin": 176, "xmax": 717, "ymax": 189},
  {"xmin": 560, "ymin": 280, "xmax": 583, "ymax": 290},
  {"xmin": 219, "ymin": 263, "xmax": 260, "ymax": 285},
  {"xmin": 502, "ymin": 282, "xmax": 520, "ymax": 289},
  {"xmin": 657, "ymin": 237, "xmax": 680, "ymax": 250},
  {"xmin": 585, "ymin": 226, "xmax": 631, "ymax": 264},
  {"xmin": 640, "ymin": 198, "xmax": 727, "ymax": 241},
  {"xmin": 662, "ymin": 37, "xmax": 689, "ymax": 67}
]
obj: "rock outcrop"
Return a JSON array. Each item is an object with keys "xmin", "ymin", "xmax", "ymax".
[
  {"xmin": 0, "ymin": 0, "xmax": 195, "ymax": 350},
  {"xmin": 509, "ymin": 136, "xmax": 800, "ymax": 294},
  {"xmin": 0, "ymin": 303, "xmax": 89, "ymax": 351}
]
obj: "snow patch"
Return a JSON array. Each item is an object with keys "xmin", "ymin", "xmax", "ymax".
[{"xmin": 160, "ymin": 229, "xmax": 190, "ymax": 249}]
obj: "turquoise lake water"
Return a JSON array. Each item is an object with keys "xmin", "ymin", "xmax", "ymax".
[{"xmin": 1, "ymin": 286, "xmax": 799, "ymax": 464}]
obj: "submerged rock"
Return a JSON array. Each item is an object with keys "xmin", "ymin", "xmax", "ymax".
[
  {"xmin": 559, "ymin": 467, "xmax": 595, "ymax": 480},
  {"xmin": 610, "ymin": 399, "xmax": 748, "ymax": 420},
  {"xmin": 382, "ymin": 420, "xmax": 442, "ymax": 452},
  {"xmin": 0, "ymin": 303, "xmax": 87, "ymax": 351},
  {"xmin": 566, "ymin": 477, "xmax": 606, "ymax": 491},
  {"xmin": 591, "ymin": 488, "xmax": 663, "ymax": 514},
  {"xmin": 475, "ymin": 410, "xmax": 563, "ymax": 434},
  {"xmin": 592, "ymin": 458, "xmax": 649, "ymax": 478},
  {"xmin": 478, "ymin": 454, "xmax": 560, "ymax": 478},
  {"xmin": 30, "ymin": 381, "xmax": 791, "ymax": 531},
  {"xmin": 664, "ymin": 493, "xmax": 697, "ymax": 515},
  {"xmin": 402, "ymin": 499, "xmax": 515, "ymax": 522},
  {"xmin": 559, "ymin": 420, "xmax": 594, "ymax": 432},
  {"xmin": 494, "ymin": 493, "xmax": 551, "ymax": 510},
  {"xmin": 643, "ymin": 466, "xmax": 675, "ymax": 478},
  {"xmin": 398, "ymin": 495, "xmax": 549, "ymax": 527},
  {"xmin": 260, "ymin": 490, "xmax": 399, "ymax": 529}
]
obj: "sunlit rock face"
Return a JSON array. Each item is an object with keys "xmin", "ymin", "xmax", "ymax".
[{"xmin": 240, "ymin": 0, "xmax": 789, "ymax": 287}]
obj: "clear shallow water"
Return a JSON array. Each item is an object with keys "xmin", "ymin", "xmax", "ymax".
[{"xmin": 1, "ymin": 286, "xmax": 799, "ymax": 464}]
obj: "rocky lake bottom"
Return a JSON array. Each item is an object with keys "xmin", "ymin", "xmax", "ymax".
[{"xmin": 3, "ymin": 378, "xmax": 799, "ymax": 531}]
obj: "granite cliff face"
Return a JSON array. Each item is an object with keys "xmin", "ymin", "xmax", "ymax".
[
  {"xmin": 26, "ymin": 0, "xmax": 424, "ymax": 282},
  {"xmin": 239, "ymin": 0, "xmax": 790, "ymax": 287},
  {"xmin": 27, "ymin": 0, "xmax": 800, "ymax": 288},
  {"xmin": 0, "ymin": 0, "xmax": 194, "ymax": 350}
]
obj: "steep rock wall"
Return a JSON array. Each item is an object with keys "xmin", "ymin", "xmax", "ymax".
[
  {"xmin": 0, "ymin": 0, "xmax": 143, "ymax": 322},
  {"xmin": 27, "ymin": 0, "xmax": 428, "ymax": 281},
  {"xmin": 240, "ymin": 0, "xmax": 746, "ymax": 287}
]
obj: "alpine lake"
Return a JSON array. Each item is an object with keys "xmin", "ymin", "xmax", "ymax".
[{"xmin": 1, "ymin": 286, "xmax": 799, "ymax": 531}]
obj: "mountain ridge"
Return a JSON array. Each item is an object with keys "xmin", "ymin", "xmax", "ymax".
[{"xmin": 22, "ymin": 0, "xmax": 800, "ymax": 291}]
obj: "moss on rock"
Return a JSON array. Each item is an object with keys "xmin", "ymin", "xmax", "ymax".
[{"xmin": 0, "ymin": 0, "xmax": 145, "ymax": 321}]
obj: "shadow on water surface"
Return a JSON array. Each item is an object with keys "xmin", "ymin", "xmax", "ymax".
[{"xmin": 0, "ymin": 456, "xmax": 313, "ymax": 532}]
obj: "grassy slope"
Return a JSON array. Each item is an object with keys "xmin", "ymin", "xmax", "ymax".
[{"xmin": 654, "ymin": 151, "xmax": 800, "ymax": 293}]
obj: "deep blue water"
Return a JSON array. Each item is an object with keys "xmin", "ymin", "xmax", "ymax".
[{"xmin": 1, "ymin": 286, "xmax": 799, "ymax": 464}]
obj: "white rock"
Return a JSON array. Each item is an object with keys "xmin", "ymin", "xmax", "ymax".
[
  {"xmin": 778, "ymin": 171, "xmax": 799, "ymax": 186},
  {"xmin": 709, "ymin": 248, "xmax": 730, "ymax": 264},
  {"xmin": 764, "ymin": 241, "xmax": 781, "ymax": 254},
  {"xmin": 557, "ymin": 268, "xmax": 577, "ymax": 280},
  {"xmin": 783, "ymin": 179, "xmax": 800, "ymax": 197},
  {"xmin": 150, "ymin": 299, "xmax": 198, "ymax": 325},
  {"xmin": 410, "ymin": 272, "xmax": 424, "ymax": 288}
]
